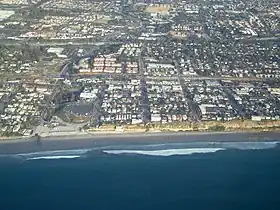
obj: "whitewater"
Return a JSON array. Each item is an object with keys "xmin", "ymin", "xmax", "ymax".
[
  {"xmin": 103, "ymin": 148, "xmax": 224, "ymax": 156},
  {"xmin": 0, "ymin": 140, "xmax": 277, "ymax": 161}
]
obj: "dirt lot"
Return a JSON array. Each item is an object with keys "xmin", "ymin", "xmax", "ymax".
[{"xmin": 145, "ymin": 5, "xmax": 170, "ymax": 13}]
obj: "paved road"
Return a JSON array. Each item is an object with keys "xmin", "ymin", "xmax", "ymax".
[
  {"xmin": 174, "ymin": 60, "xmax": 202, "ymax": 121},
  {"xmin": 0, "ymin": 39, "xmax": 122, "ymax": 47},
  {"xmin": 138, "ymin": 44, "xmax": 151, "ymax": 123},
  {"xmin": 10, "ymin": 73, "xmax": 273, "ymax": 82}
]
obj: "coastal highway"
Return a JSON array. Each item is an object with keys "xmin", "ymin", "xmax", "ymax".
[
  {"xmin": 0, "ymin": 39, "xmax": 122, "ymax": 47},
  {"xmin": 7, "ymin": 73, "xmax": 272, "ymax": 82},
  {"xmin": 5, "ymin": 74, "xmax": 277, "ymax": 88}
]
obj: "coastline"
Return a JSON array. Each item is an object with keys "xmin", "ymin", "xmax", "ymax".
[
  {"xmin": 1, "ymin": 130, "xmax": 280, "ymax": 143},
  {"xmin": 39, "ymin": 130, "xmax": 280, "ymax": 141},
  {"xmin": 0, "ymin": 130, "xmax": 280, "ymax": 155}
]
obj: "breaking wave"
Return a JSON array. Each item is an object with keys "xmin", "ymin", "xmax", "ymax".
[
  {"xmin": 0, "ymin": 141, "xmax": 278, "ymax": 160},
  {"xmin": 218, "ymin": 141, "xmax": 278, "ymax": 150},
  {"xmin": 103, "ymin": 148, "xmax": 224, "ymax": 156},
  {"xmin": 15, "ymin": 149, "xmax": 89, "ymax": 161},
  {"xmin": 102, "ymin": 141, "xmax": 279, "ymax": 156},
  {"xmin": 27, "ymin": 155, "xmax": 81, "ymax": 160}
]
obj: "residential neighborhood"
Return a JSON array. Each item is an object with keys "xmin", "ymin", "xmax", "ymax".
[{"xmin": 0, "ymin": 0, "xmax": 280, "ymax": 136}]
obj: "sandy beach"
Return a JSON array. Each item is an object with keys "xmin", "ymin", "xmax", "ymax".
[{"xmin": 0, "ymin": 131, "xmax": 280, "ymax": 154}]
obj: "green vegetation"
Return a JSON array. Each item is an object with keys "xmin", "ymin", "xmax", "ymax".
[
  {"xmin": 86, "ymin": 120, "xmax": 280, "ymax": 133},
  {"xmin": 0, "ymin": 131, "xmax": 22, "ymax": 137},
  {"xmin": 208, "ymin": 125, "xmax": 225, "ymax": 131}
]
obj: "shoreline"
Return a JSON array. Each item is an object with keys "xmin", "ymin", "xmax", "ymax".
[
  {"xmin": 1, "ymin": 130, "xmax": 280, "ymax": 143},
  {"xmin": 0, "ymin": 130, "xmax": 280, "ymax": 154}
]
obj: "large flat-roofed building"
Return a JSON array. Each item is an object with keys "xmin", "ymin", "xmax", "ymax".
[{"xmin": 0, "ymin": 10, "xmax": 15, "ymax": 21}]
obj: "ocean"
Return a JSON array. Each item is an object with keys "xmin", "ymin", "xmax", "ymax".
[{"xmin": 0, "ymin": 140, "xmax": 280, "ymax": 210}]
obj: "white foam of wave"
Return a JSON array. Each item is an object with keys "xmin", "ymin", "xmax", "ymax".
[
  {"xmin": 104, "ymin": 148, "xmax": 224, "ymax": 156},
  {"xmin": 3, "ymin": 141, "xmax": 277, "ymax": 160},
  {"xmin": 17, "ymin": 149, "xmax": 89, "ymax": 159},
  {"xmin": 220, "ymin": 141, "xmax": 279, "ymax": 150},
  {"xmin": 102, "ymin": 141, "xmax": 279, "ymax": 152},
  {"xmin": 27, "ymin": 155, "xmax": 81, "ymax": 160}
]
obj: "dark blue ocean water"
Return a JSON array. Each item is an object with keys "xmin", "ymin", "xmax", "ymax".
[{"xmin": 0, "ymin": 144, "xmax": 280, "ymax": 210}]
